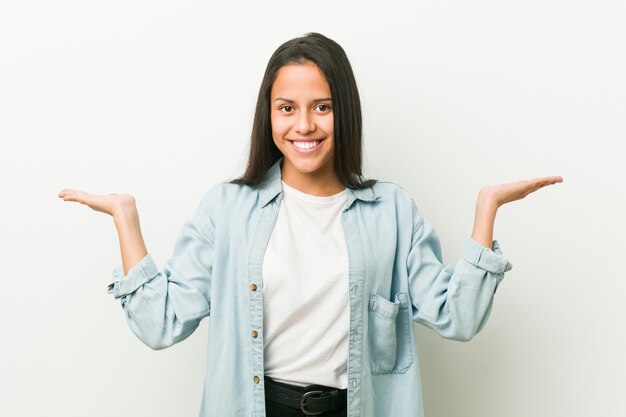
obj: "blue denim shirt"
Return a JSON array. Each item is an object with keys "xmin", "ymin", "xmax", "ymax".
[{"xmin": 107, "ymin": 156, "xmax": 512, "ymax": 417}]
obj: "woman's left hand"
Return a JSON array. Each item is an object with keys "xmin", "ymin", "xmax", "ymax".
[{"xmin": 480, "ymin": 176, "xmax": 564, "ymax": 208}]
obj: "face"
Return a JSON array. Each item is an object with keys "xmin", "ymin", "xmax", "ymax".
[{"xmin": 270, "ymin": 61, "xmax": 336, "ymax": 188}]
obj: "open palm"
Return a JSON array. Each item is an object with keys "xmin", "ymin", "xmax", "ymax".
[
  {"xmin": 482, "ymin": 176, "xmax": 564, "ymax": 207},
  {"xmin": 57, "ymin": 188, "xmax": 135, "ymax": 217}
]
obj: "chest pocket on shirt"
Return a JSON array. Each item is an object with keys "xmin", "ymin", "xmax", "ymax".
[{"xmin": 368, "ymin": 291, "xmax": 414, "ymax": 375}]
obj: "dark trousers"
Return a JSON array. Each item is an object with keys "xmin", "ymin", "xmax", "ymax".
[{"xmin": 264, "ymin": 377, "xmax": 348, "ymax": 417}]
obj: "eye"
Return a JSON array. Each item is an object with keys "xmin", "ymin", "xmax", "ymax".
[
  {"xmin": 279, "ymin": 105, "xmax": 294, "ymax": 113},
  {"xmin": 316, "ymin": 104, "xmax": 331, "ymax": 112}
]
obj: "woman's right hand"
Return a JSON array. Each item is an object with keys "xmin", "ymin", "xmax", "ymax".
[{"xmin": 57, "ymin": 188, "xmax": 136, "ymax": 218}]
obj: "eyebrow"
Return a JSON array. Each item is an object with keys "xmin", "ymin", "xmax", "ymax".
[{"xmin": 273, "ymin": 97, "xmax": 332, "ymax": 103}]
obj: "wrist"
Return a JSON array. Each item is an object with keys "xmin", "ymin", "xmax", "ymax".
[
  {"xmin": 477, "ymin": 188, "xmax": 501, "ymax": 211},
  {"xmin": 113, "ymin": 199, "xmax": 139, "ymax": 226},
  {"xmin": 472, "ymin": 189, "xmax": 499, "ymax": 249}
]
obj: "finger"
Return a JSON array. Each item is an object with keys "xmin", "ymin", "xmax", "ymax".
[
  {"xmin": 535, "ymin": 180, "xmax": 554, "ymax": 191},
  {"xmin": 526, "ymin": 177, "xmax": 563, "ymax": 194},
  {"xmin": 58, "ymin": 188, "xmax": 87, "ymax": 197},
  {"xmin": 62, "ymin": 191, "xmax": 92, "ymax": 204},
  {"xmin": 530, "ymin": 176, "xmax": 562, "ymax": 188},
  {"xmin": 62, "ymin": 194, "xmax": 83, "ymax": 202},
  {"xmin": 536, "ymin": 176, "xmax": 563, "ymax": 184}
]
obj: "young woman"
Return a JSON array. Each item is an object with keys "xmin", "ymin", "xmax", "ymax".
[{"xmin": 58, "ymin": 32, "xmax": 562, "ymax": 417}]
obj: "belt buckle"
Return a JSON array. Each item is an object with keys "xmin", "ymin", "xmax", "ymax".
[{"xmin": 300, "ymin": 390, "xmax": 325, "ymax": 416}]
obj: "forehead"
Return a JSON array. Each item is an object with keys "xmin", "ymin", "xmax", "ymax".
[{"xmin": 271, "ymin": 61, "xmax": 331, "ymax": 99}]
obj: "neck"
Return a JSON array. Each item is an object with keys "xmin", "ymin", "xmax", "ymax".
[{"xmin": 280, "ymin": 165, "xmax": 344, "ymax": 197}]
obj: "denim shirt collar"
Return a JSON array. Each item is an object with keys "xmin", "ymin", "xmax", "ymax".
[{"xmin": 258, "ymin": 156, "xmax": 381, "ymax": 209}]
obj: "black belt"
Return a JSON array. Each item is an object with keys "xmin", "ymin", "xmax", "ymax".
[{"xmin": 264, "ymin": 376, "xmax": 347, "ymax": 416}]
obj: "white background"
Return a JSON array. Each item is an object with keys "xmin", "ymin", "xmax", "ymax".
[{"xmin": 1, "ymin": 1, "xmax": 624, "ymax": 416}]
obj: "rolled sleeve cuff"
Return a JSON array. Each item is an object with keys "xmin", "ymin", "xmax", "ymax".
[
  {"xmin": 106, "ymin": 253, "xmax": 159, "ymax": 299},
  {"xmin": 463, "ymin": 237, "xmax": 513, "ymax": 274}
]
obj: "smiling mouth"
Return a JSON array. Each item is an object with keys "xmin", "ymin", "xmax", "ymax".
[{"xmin": 288, "ymin": 139, "xmax": 324, "ymax": 150}]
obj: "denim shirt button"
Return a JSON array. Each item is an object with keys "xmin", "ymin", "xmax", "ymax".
[
  {"xmin": 250, "ymin": 283, "xmax": 257, "ymax": 291},
  {"xmin": 251, "ymin": 330, "xmax": 258, "ymax": 338},
  {"xmin": 253, "ymin": 375, "xmax": 260, "ymax": 384}
]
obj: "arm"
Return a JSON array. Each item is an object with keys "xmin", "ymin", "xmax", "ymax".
[
  {"xmin": 58, "ymin": 190, "xmax": 149, "ymax": 276},
  {"xmin": 407, "ymin": 207, "xmax": 511, "ymax": 342},
  {"xmin": 470, "ymin": 191, "xmax": 498, "ymax": 249},
  {"xmin": 107, "ymin": 194, "xmax": 215, "ymax": 350},
  {"xmin": 58, "ymin": 188, "xmax": 215, "ymax": 350},
  {"xmin": 471, "ymin": 175, "xmax": 564, "ymax": 248},
  {"xmin": 408, "ymin": 175, "xmax": 563, "ymax": 341},
  {"xmin": 113, "ymin": 199, "xmax": 148, "ymax": 276}
]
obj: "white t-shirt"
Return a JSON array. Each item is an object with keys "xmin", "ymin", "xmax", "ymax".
[{"xmin": 262, "ymin": 180, "xmax": 349, "ymax": 389}]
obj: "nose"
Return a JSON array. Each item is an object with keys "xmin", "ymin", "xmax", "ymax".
[{"xmin": 295, "ymin": 110, "xmax": 315, "ymax": 134}]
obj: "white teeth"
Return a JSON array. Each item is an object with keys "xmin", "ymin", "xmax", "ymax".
[{"xmin": 292, "ymin": 140, "xmax": 321, "ymax": 149}]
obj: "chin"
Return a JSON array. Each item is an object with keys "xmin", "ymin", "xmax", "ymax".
[{"xmin": 292, "ymin": 158, "xmax": 333, "ymax": 175}]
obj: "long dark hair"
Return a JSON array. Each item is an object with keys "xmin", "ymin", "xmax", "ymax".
[{"xmin": 229, "ymin": 32, "xmax": 376, "ymax": 189}]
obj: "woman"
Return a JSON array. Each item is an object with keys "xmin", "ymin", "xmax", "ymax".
[{"xmin": 58, "ymin": 32, "xmax": 562, "ymax": 417}]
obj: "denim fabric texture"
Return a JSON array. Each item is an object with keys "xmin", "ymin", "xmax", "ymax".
[{"xmin": 107, "ymin": 156, "xmax": 513, "ymax": 417}]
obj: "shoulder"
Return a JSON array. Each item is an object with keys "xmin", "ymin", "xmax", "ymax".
[
  {"xmin": 197, "ymin": 180, "xmax": 260, "ymax": 218},
  {"xmin": 368, "ymin": 179, "xmax": 424, "ymax": 230},
  {"xmin": 369, "ymin": 179, "xmax": 417, "ymax": 206},
  {"xmin": 199, "ymin": 180, "xmax": 251, "ymax": 205}
]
